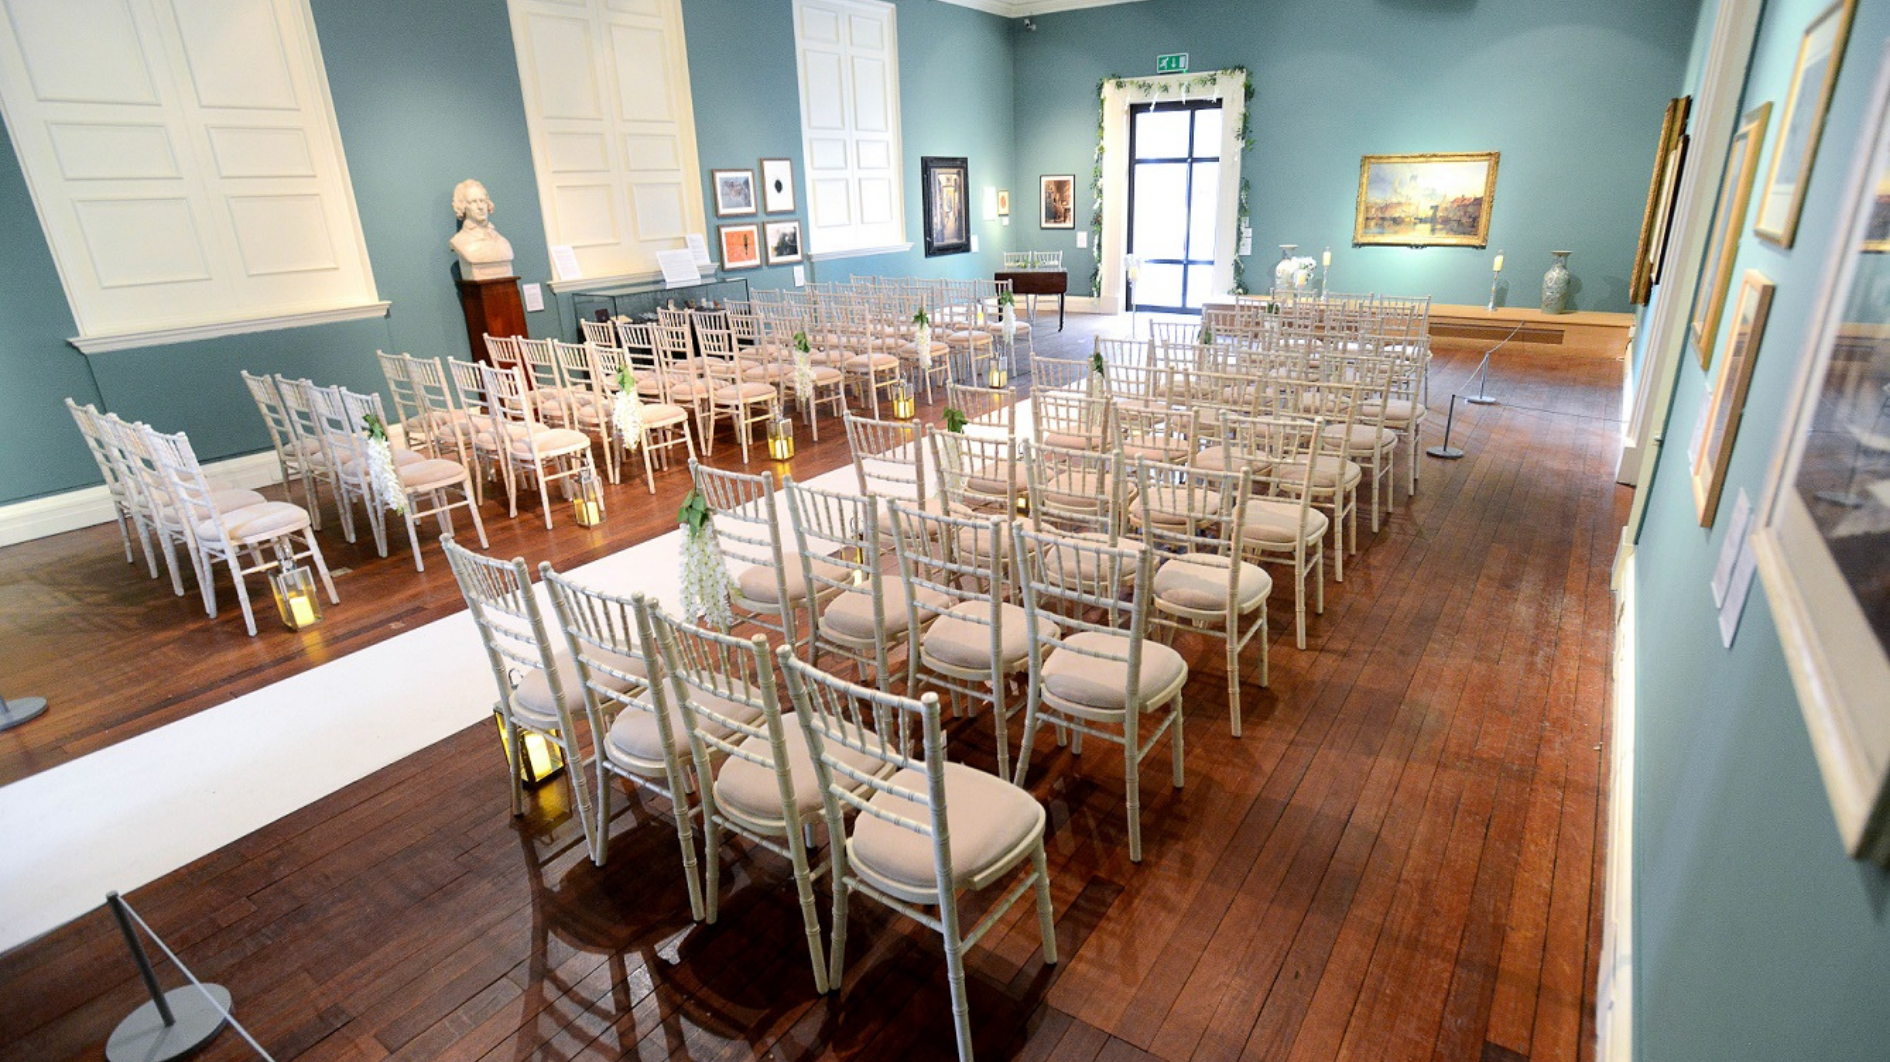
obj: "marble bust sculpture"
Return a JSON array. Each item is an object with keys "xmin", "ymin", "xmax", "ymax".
[{"xmin": 449, "ymin": 179, "xmax": 514, "ymax": 281}]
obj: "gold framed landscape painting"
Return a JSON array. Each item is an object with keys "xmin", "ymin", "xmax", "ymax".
[
  {"xmin": 1353, "ymin": 152, "xmax": 1498, "ymax": 247},
  {"xmin": 1753, "ymin": 0, "xmax": 1858, "ymax": 247},
  {"xmin": 1631, "ymin": 96, "xmax": 1692, "ymax": 305},
  {"xmin": 1688, "ymin": 102, "xmax": 1771, "ymax": 368},
  {"xmin": 1691, "ymin": 269, "xmax": 1774, "ymax": 526},
  {"xmin": 1753, "ymin": 45, "xmax": 1890, "ymax": 865}
]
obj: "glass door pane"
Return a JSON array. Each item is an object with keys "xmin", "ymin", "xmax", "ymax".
[{"xmin": 1127, "ymin": 99, "xmax": 1223, "ymax": 314}]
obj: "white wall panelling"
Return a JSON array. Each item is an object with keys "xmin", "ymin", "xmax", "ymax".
[
  {"xmin": 507, "ymin": 0, "xmax": 706, "ymax": 285},
  {"xmin": 0, "ymin": 0, "xmax": 381, "ymax": 349},
  {"xmin": 793, "ymin": 0, "xmax": 905, "ymax": 256}
]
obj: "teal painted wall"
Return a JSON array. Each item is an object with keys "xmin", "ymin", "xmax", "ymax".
[
  {"xmin": 1009, "ymin": 0, "xmax": 1701, "ymax": 311},
  {"xmin": 0, "ymin": 0, "xmax": 1010, "ymax": 506},
  {"xmin": 1631, "ymin": 0, "xmax": 1890, "ymax": 1056}
]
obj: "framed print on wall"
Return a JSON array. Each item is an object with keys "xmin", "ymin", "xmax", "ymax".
[
  {"xmin": 1690, "ymin": 269, "xmax": 1775, "ymax": 525},
  {"xmin": 719, "ymin": 223, "xmax": 761, "ymax": 269},
  {"xmin": 1753, "ymin": 0, "xmax": 1859, "ymax": 248},
  {"xmin": 1688, "ymin": 102, "xmax": 1771, "ymax": 368},
  {"xmin": 1753, "ymin": 45, "xmax": 1890, "ymax": 865},
  {"xmin": 1631, "ymin": 96, "xmax": 1692, "ymax": 304},
  {"xmin": 760, "ymin": 158, "xmax": 795, "ymax": 214},
  {"xmin": 764, "ymin": 219, "xmax": 803, "ymax": 265},
  {"xmin": 1352, "ymin": 152, "xmax": 1499, "ymax": 247},
  {"xmin": 922, "ymin": 156, "xmax": 971, "ymax": 256},
  {"xmin": 997, "ymin": 190, "xmax": 1011, "ymax": 217},
  {"xmin": 1040, "ymin": 175, "xmax": 1074, "ymax": 229},
  {"xmin": 712, "ymin": 169, "xmax": 757, "ymax": 217},
  {"xmin": 1650, "ymin": 135, "xmax": 1691, "ymax": 286}
]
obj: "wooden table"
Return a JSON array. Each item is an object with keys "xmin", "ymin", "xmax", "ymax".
[{"xmin": 996, "ymin": 269, "xmax": 1069, "ymax": 331}]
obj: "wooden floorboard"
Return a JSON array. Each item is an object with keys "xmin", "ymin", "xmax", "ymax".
[{"xmin": 0, "ymin": 324, "xmax": 1628, "ymax": 1062}]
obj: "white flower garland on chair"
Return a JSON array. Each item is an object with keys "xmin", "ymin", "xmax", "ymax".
[
  {"xmin": 612, "ymin": 369, "xmax": 646, "ymax": 451},
  {"xmin": 678, "ymin": 490, "xmax": 734, "ymax": 631},
  {"xmin": 913, "ymin": 309, "xmax": 933, "ymax": 372},
  {"xmin": 363, "ymin": 414, "xmax": 407, "ymax": 515},
  {"xmin": 791, "ymin": 332, "xmax": 815, "ymax": 403}
]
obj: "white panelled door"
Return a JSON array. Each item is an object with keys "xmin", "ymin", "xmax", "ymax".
[
  {"xmin": 0, "ymin": 0, "xmax": 380, "ymax": 349},
  {"xmin": 508, "ymin": 0, "xmax": 705, "ymax": 285},
  {"xmin": 793, "ymin": 0, "xmax": 904, "ymax": 257}
]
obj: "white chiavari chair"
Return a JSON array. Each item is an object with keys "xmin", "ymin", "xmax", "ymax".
[
  {"xmin": 1132, "ymin": 459, "xmax": 1269, "ymax": 734},
  {"xmin": 579, "ymin": 318, "xmax": 619, "ymax": 347},
  {"xmin": 478, "ymin": 361, "xmax": 599, "ymax": 528},
  {"xmin": 1221, "ymin": 413, "xmax": 1327, "ymax": 648},
  {"xmin": 690, "ymin": 461, "xmax": 835, "ymax": 655},
  {"xmin": 68, "ymin": 400, "xmax": 157, "ymax": 576},
  {"xmin": 843, "ymin": 412, "xmax": 932, "ymax": 530},
  {"xmin": 240, "ymin": 371, "xmax": 318, "ymax": 519},
  {"xmin": 483, "ymin": 333, "xmax": 525, "ymax": 369},
  {"xmin": 143, "ymin": 423, "xmax": 336, "ymax": 636},
  {"xmin": 1031, "ymin": 389, "xmax": 1113, "ymax": 452},
  {"xmin": 1010, "ymin": 523, "xmax": 1182, "ymax": 863},
  {"xmin": 776, "ymin": 648, "xmax": 1057, "ymax": 1061},
  {"xmin": 590, "ymin": 343, "xmax": 695, "ymax": 494},
  {"xmin": 335, "ymin": 387, "xmax": 486, "ymax": 570}
]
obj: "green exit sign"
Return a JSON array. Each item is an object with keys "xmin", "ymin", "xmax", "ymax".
[{"xmin": 1156, "ymin": 52, "xmax": 1189, "ymax": 74}]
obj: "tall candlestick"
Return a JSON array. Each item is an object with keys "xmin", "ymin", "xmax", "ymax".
[
  {"xmin": 1492, "ymin": 252, "xmax": 1505, "ymax": 273},
  {"xmin": 1487, "ymin": 249, "xmax": 1504, "ymax": 312}
]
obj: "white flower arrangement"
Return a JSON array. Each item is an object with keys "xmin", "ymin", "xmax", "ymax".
[
  {"xmin": 362, "ymin": 414, "xmax": 406, "ymax": 515},
  {"xmin": 792, "ymin": 331, "xmax": 815, "ymax": 402},
  {"xmin": 677, "ymin": 490, "xmax": 734, "ymax": 630},
  {"xmin": 913, "ymin": 308, "xmax": 933, "ymax": 371},
  {"xmin": 999, "ymin": 291, "xmax": 1017, "ymax": 343},
  {"xmin": 612, "ymin": 368, "xmax": 646, "ymax": 451}
]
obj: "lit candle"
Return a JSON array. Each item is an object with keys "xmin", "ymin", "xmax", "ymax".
[
  {"xmin": 289, "ymin": 593, "xmax": 316, "ymax": 629},
  {"xmin": 1322, "ymin": 247, "xmax": 1332, "ymax": 268},
  {"xmin": 1493, "ymin": 252, "xmax": 1505, "ymax": 273}
]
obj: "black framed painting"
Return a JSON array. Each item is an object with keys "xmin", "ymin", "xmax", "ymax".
[{"xmin": 922, "ymin": 156, "xmax": 970, "ymax": 257}]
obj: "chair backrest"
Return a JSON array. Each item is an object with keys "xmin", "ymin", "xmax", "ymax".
[
  {"xmin": 441, "ymin": 537, "xmax": 566, "ymax": 725},
  {"xmin": 538, "ymin": 568, "xmax": 674, "ymax": 773},
  {"xmin": 517, "ymin": 337, "xmax": 566, "ymax": 393},
  {"xmin": 336, "ymin": 387, "xmax": 414, "ymax": 507},
  {"xmin": 636, "ymin": 595, "xmax": 806, "ymax": 831},
  {"xmin": 782, "ymin": 480, "xmax": 902, "ymax": 681},
  {"xmin": 842, "ymin": 412, "xmax": 927, "ymax": 505},
  {"xmin": 376, "ymin": 351, "xmax": 423, "ymax": 432},
  {"xmin": 1010, "ymin": 520, "xmax": 1155, "ymax": 651},
  {"xmin": 271, "ymin": 374, "xmax": 326, "ymax": 457},
  {"xmin": 930, "ymin": 427, "xmax": 1020, "ymax": 515},
  {"xmin": 241, "ymin": 371, "xmax": 301, "ymax": 460},
  {"xmin": 688, "ymin": 461, "xmax": 795, "ymax": 631},
  {"xmin": 886, "ymin": 500, "xmax": 1007, "ymax": 622},
  {"xmin": 655, "ymin": 308, "xmax": 695, "ymax": 361},
  {"xmin": 97, "ymin": 414, "xmax": 168, "ymax": 528},
  {"xmin": 1094, "ymin": 336, "xmax": 1151, "ymax": 371},
  {"xmin": 552, "ymin": 339, "xmax": 601, "ymax": 396},
  {"xmin": 1022, "ymin": 440, "xmax": 1124, "ymax": 538},
  {"xmin": 483, "ymin": 333, "xmax": 524, "ymax": 368},
  {"xmin": 1131, "ymin": 458, "xmax": 1253, "ymax": 567},
  {"xmin": 447, "ymin": 357, "xmax": 493, "ymax": 420},
  {"xmin": 1030, "ymin": 354, "xmax": 1091, "ymax": 393},
  {"xmin": 140, "ymin": 424, "xmax": 233, "ymax": 553},
  {"xmin": 1032, "ymin": 389, "xmax": 1113, "ymax": 452},
  {"xmin": 775, "ymin": 648, "xmax": 943, "ymax": 881},
  {"xmin": 66, "ymin": 399, "xmax": 131, "ymax": 505},
  {"xmin": 1149, "ymin": 320, "xmax": 1206, "ymax": 347},
  {"xmin": 943, "ymin": 382, "xmax": 1015, "ymax": 437},
  {"xmin": 579, "ymin": 319, "xmax": 619, "ymax": 347},
  {"xmin": 477, "ymin": 361, "xmax": 536, "ymax": 442}
]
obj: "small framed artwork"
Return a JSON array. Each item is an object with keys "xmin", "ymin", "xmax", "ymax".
[
  {"xmin": 1353, "ymin": 152, "xmax": 1499, "ymax": 247},
  {"xmin": 764, "ymin": 219, "xmax": 802, "ymax": 265},
  {"xmin": 1690, "ymin": 269, "xmax": 1774, "ymax": 525},
  {"xmin": 719, "ymin": 223, "xmax": 761, "ymax": 269},
  {"xmin": 1649, "ymin": 134, "xmax": 1691, "ymax": 286},
  {"xmin": 1753, "ymin": 0, "xmax": 1858, "ymax": 247},
  {"xmin": 760, "ymin": 158, "xmax": 795, "ymax": 214},
  {"xmin": 922, "ymin": 156, "xmax": 971, "ymax": 257},
  {"xmin": 712, "ymin": 169, "xmax": 756, "ymax": 217},
  {"xmin": 1040, "ymin": 174, "xmax": 1074, "ymax": 229},
  {"xmin": 1752, "ymin": 44, "xmax": 1890, "ymax": 865},
  {"xmin": 1687, "ymin": 102, "xmax": 1771, "ymax": 369},
  {"xmin": 1630, "ymin": 96, "xmax": 1691, "ymax": 304},
  {"xmin": 997, "ymin": 190, "xmax": 1011, "ymax": 217}
]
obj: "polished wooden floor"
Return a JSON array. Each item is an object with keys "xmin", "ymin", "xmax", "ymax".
[{"xmin": 0, "ymin": 318, "xmax": 1628, "ymax": 1062}]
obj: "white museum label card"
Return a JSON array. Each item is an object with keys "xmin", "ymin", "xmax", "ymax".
[
  {"xmin": 685, "ymin": 233, "xmax": 712, "ymax": 268},
  {"xmin": 657, "ymin": 249, "xmax": 701, "ymax": 287},
  {"xmin": 522, "ymin": 283, "xmax": 544, "ymax": 313},
  {"xmin": 550, "ymin": 245, "xmax": 582, "ymax": 282},
  {"xmin": 1718, "ymin": 489, "xmax": 1759, "ymax": 648},
  {"xmin": 1710, "ymin": 490, "xmax": 1754, "ymax": 607},
  {"xmin": 792, "ymin": 265, "xmax": 806, "ymax": 286}
]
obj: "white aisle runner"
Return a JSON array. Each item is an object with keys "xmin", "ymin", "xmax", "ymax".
[{"xmin": 0, "ymin": 398, "xmax": 1039, "ymax": 951}]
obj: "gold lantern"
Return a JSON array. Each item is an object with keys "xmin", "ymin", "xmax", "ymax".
[
  {"xmin": 987, "ymin": 363, "xmax": 1009, "ymax": 389},
  {"xmin": 768, "ymin": 414, "xmax": 796, "ymax": 461},
  {"xmin": 493, "ymin": 711, "xmax": 566, "ymax": 787},
  {"xmin": 270, "ymin": 559, "xmax": 322, "ymax": 631},
  {"xmin": 890, "ymin": 380, "xmax": 915, "ymax": 420},
  {"xmin": 572, "ymin": 464, "xmax": 604, "ymax": 527}
]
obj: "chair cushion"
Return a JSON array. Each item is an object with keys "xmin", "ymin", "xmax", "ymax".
[
  {"xmin": 735, "ymin": 555, "xmax": 852, "ymax": 606},
  {"xmin": 902, "ymin": 340, "xmax": 950, "ymax": 360},
  {"xmin": 195, "ymin": 501, "xmax": 309, "ymax": 544},
  {"xmin": 1359, "ymin": 398, "xmax": 1422, "ymax": 424},
  {"xmin": 398, "ymin": 457, "xmax": 468, "ymax": 490},
  {"xmin": 713, "ymin": 713, "xmax": 887, "ymax": 824},
  {"xmin": 1276, "ymin": 454, "xmax": 1362, "ymax": 491},
  {"xmin": 941, "ymin": 330, "xmax": 993, "ymax": 348},
  {"xmin": 1190, "ymin": 445, "xmax": 1272, "ymax": 475},
  {"xmin": 1042, "ymin": 430, "xmax": 1106, "ymax": 451},
  {"xmin": 713, "ymin": 382, "xmax": 776, "ymax": 403},
  {"xmin": 849, "ymin": 763, "xmax": 1043, "ymax": 896},
  {"xmin": 1153, "ymin": 552, "xmax": 1272, "ymax": 612},
  {"xmin": 514, "ymin": 647, "xmax": 650, "ymax": 727},
  {"xmin": 508, "ymin": 428, "xmax": 592, "ymax": 457},
  {"xmin": 922, "ymin": 599, "xmax": 1058, "ymax": 670},
  {"xmin": 843, "ymin": 353, "xmax": 901, "ymax": 371},
  {"xmin": 1123, "ymin": 436, "xmax": 1194, "ymax": 463},
  {"xmin": 1238, "ymin": 498, "xmax": 1329, "ymax": 546},
  {"xmin": 963, "ymin": 460, "xmax": 1020, "ymax": 498},
  {"xmin": 819, "ymin": 580, "xmax": 949, "ymax": 642},
  {"xmin": 1040, "ymin": 630, "xmax": 1188, "ymax": 712},
  {"xmin": 606, "ymin": 675, "xmax": 753, "ymax": 766},
  {"xmin": 1324, "ymin": 424, "xmax": 1398, "ymax": 453}
]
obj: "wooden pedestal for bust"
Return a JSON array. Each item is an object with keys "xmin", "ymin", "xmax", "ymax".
[{"xmin": 456, "ymin": 275, "xmax": 526, "ymax": 362}]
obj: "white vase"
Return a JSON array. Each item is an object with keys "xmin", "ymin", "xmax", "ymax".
[{"xmin": 1541, "ymin": 251, "xmax": 1572, "ymax": 314}]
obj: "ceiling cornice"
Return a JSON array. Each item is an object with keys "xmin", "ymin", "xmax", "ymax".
[{"xmin": 934, "ymin": 0, "xmax": 1152, "ymax": 18}]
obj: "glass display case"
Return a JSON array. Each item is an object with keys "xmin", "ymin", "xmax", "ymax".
[{"xmin": 569, "ymin": 278, "xmax": 751, "ymax": 337}]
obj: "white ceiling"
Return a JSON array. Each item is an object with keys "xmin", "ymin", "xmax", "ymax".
[{"xmin": 935, "ymin": 0, "xmax": 1151, "ymax": 18}]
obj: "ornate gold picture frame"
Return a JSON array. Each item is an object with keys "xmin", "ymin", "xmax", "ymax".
[
  {"xmin": 1353, "ymin": 152, "xmax": 1498, "ymax": 248},
  {"xmin": 1688, "ymin": 102, "xmax": 1771, "ymax": 369},
  {"xmin": 1691, "ymin": 269, "xmax": 1774, "ymax": 525},
  {"xmin": 1753, "ymin": 0, "xmax": 1859, "ymax": 247},
  {"xmin": 1631, "ymin": 96, "xmax": 1692, "ymax": 305}
]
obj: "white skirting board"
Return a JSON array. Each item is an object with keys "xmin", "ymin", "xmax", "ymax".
[
  {"xmin": 0, "ymin": 407, "xmax": 1019, "ymax": 952},
  {"xmin": 0, "ymin": 452, "xmax": 284, "ymax": 548},
  {"xmin": 1596, "ymin": 552, "xmax": 1637, "ymax": 1062}
]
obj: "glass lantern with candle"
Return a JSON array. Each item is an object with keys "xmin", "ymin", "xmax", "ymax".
[
  {"xmin": 572, "ymin": 464, "xmax": 604, "ymax": 526},
  {"xmin": 270, "ymin": 557, "xmax": 322, "ymax": 631},
  {"xmin": 890, "ymin": 379, "xmax": 915, "ymax": 420},
  {"xmin": 493, "ymin": 711, "xmax": 566, "ymax": 787},
  {"xmin": 987, "ymin": 362, "xmax": 1009, "ymax": 389},
  {"xmin": 767, "ymin": 413, "xmax": 796, "ymax": 461}
]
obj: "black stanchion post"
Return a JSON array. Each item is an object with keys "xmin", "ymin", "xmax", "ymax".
[
  {"xmin": 105, "ymin": 893, "xmax": 231, "ymax": 1062},
  {"xmin": 1427, "ymin": 394, "xmax": 1466, "ymax": 460}
]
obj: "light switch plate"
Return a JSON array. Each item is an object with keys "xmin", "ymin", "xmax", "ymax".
[
  {"xmin": 1076, "ymin": 231, "xmax": 1088, "ymax": 248},
  {"xmin": 793, "ymin": 265, "xmax": 806, "ymax": 286},
  {"xmin": 970, "ymin": 235, "xmax": 980, "ymax": 253}
]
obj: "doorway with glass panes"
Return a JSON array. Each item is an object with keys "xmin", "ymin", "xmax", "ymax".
[{"xmin": 1126, "ymin": 98, "xmax": 1222, "ymax": 314}]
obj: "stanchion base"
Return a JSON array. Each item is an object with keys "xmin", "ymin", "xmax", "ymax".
[
  {"xmin": 0, "ymin": 696, "xmax": 47, "ymax": 732},
  {"xmin": 1427, "ymin": 446, "xmax": 1466, "ymax": 460},
  {"xmin": 1465, "ymin": 396, "xmax": 1499, "ymax": 406},
  {"xmin": 107, "ymin": 985, "xmax": 230, "ymax": 1062}
]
